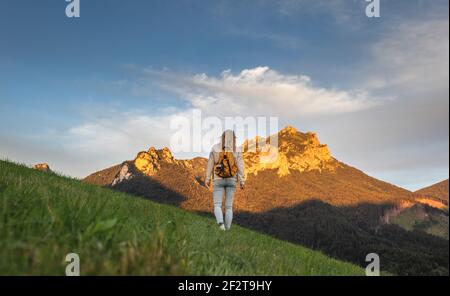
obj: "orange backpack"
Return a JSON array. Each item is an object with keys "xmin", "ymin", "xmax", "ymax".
[{"xmin": 214, "ymin": 151, "xmax": 238, "ymax": 178}]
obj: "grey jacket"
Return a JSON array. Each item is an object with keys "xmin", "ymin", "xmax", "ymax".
[{"xmin": 205, "ymin": 143, "xmax": 245, "ymax": 184}]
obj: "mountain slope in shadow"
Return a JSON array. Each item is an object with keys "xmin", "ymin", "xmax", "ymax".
[{"xmin": 231, "ymin": 200, "xmax": 449, "ymax": 276}]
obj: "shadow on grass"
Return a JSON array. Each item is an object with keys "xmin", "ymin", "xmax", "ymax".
[{"xmin": 107, "ymin": 167, "xmax": 449, "ymax": 276}]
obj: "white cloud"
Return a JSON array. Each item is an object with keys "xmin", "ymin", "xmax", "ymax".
[
  {"xmin": 65, "ymin": 110, "xmax": 182, "ymax": 161},
  {"xmin": 152, "ymin": 66, "xmax": 378, "ymax": 118}
]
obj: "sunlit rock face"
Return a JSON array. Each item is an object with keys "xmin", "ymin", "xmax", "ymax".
[
  {"xmin": 242, "ymin": 126, "xmax": 340, "ymax": 177},
  {"xmin": 133, "ymin": 147, "xmax": 194, "ymax": 176},
  {"xmin": 134, "ymin": 148, "xmax": 163, "ymax": 176},
  {"xmin": 33, "ymin": 163, "xmax": 51, "ymax": 173}
]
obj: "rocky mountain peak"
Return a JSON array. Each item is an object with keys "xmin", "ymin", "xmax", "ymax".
[
  {"xmin": 33, "ymin": 163, "xmax": 51, "ymax": 173},
  {"xmin": 243, "ymin": 126, "xmax": 339, "ymax": 177},
  {"xmin": 133, "ymin": 146, "xmax": 194, "ymax": 177},
  {"xmin": 131, "ymin": 126, "xmax": 338, "ymax": 178},
  {"xmin": 278, "ymin": 125, "xmax": 299, "ymax": 136},
  {"xmin": 134, "ymin": 147, "xmax": 174, "ymax": 176},
  {"xmin": 146, "ymin": 147, "xmax": 175, "ymax": 162}
]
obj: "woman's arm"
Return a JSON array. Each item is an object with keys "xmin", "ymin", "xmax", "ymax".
[
  {"xmin": 236, "ymin": 152, "xmax": 245, "ymax": 186},
  {"xmin": 205, "ymin": 151, "xmax": 215, "ymax": 184}
]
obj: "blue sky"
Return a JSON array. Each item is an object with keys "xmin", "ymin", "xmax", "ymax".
[{"xmin": 0, "ymin": 0, "xmax": 448, "ymax": 190}]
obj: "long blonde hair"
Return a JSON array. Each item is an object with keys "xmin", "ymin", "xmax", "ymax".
[{"xmin": 221, "ymin": 130, "xmax": 236, "ymax": 152}]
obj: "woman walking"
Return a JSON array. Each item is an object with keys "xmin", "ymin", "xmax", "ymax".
[{"xmin": 205, "ymin": 130, "xmax": 245, "ymax": 231}]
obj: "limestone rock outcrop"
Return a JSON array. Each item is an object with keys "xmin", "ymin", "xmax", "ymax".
[
  {"xmin": 33, "ymin": 163, "xmax": 51, "ymax": 173},
  {"xmin": 111, "ymin": 163, "xmax": 133, "ymax": 186},
  {"xmin": 243, "ymin": 126, "xmax": 340, "ymax": 177},
  {"xmin": 133, "ymin": 147, "xmax": 194, "ymax": 176}
]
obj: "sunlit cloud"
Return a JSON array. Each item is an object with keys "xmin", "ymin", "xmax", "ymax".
[{"xmin": 142, "ymin": 66, "xmax": 379, "ymax": 118}]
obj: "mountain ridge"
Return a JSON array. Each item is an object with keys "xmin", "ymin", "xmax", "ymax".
[
  {"xmin": 84, "ymin": 125, "xmax": 416, "ymax": 208},
  {"xmin": 414, "ymin": 179, "xmax": 449, "ymax": 208}
]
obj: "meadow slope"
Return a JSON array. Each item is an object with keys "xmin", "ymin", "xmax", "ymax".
[{"xmin": 0, "ymin": 160, "xmax": 364, "ymax": 275}]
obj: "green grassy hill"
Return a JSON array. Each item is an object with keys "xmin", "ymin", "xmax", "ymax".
[
  {"xmin": 0, "ymin": 160, "xmax": 363, "ymax": 275},
  {"xmin": 390, "ymin": 205, "xmax": 449, "ymax": 240}
]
